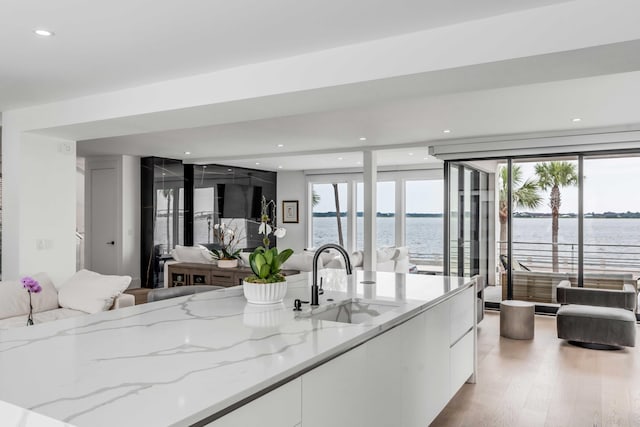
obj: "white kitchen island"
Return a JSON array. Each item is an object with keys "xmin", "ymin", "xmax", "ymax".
[{"xmin": 0, "ymin": 271, "xmax": 477, "ymax": 427}]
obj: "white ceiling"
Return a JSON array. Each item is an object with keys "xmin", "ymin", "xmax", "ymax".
[
  {"xmin": 0, "ymin": 0, "xmax": 571, "ymax": 110},
  {"xmin": 5, "ymin": 0, "xmax": 640, "ymax": 172}
]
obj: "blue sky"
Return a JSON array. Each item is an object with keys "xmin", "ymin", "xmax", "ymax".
[
  {"xmin": 313, "ymin": 180, "xmax": 443, "ymax": 214},
  {"xmin": 312, "ymin": 156, "xmax": 640, "ymax": 215}
]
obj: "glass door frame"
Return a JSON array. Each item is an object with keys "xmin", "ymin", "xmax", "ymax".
[{"xmin": 444, "ymin": 161, "xmax": 489, "ymax": 284}]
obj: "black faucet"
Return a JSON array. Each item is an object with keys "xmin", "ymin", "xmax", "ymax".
[{"xmin": 311, "ymin": 243, "xmax": 353, "ymax": 306}]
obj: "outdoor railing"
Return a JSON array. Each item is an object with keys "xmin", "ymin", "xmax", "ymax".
[{"xmin": 500, "ymin": 240, "xmax": 640, "ymax": 278}]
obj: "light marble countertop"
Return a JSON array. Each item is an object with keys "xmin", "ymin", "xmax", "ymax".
[{"xmin": 0, "ymin": 270, "xmax": 472, "ymax": 427}]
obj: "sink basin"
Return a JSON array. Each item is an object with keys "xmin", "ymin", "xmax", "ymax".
[{"xmin": 306, "ymin": 299, "xmax": 400, "ymax": 324}]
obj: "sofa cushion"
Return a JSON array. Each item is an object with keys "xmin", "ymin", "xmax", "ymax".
[
  {"xmin": 377, "ymin": 247, "xmax": 396, "ymax": 263},
  {"xmin": 392, "ymin": 247, "xmax": 409, "ymax": 261},
  {"xmin": 0, "ymin": 280, "xmax": 29, "ymax": 320},
  {"xmin": 58, "ymin": 270, "xmax": 132, "ymax": 314},
  {"xmin": 0, "ymin": 308, "xmax": 85, "ymax": 330},
  {"xmin": 282, "ymin": 253, "xmax": 318, "ymax": 272},
  {"xmin": 171, "ymin": 245, "xmax": 213, "ymax": 264}
]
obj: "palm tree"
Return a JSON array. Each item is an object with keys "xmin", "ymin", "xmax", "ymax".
[
  {"xmin": 312, "ymin": 190, "xmax": 320, "ymax": 208},
  {"xmin": 332, "ymin": 184, "xmax": 344, "ymax": 246},
  {"xmin": 498, "ymin": 165, "xmax": 541, "ymax": 256},
  {"xmin": 534, "ymin": 161, "xmax": 578, "ymax": 272}
]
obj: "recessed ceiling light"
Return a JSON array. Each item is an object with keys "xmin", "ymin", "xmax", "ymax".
[
  {"xmin": 255, "ymin": 162, "xmax": 260, "ymax": 165},
  {"xmin": 227, "ymin": 168, "xmax": 232, "ymax": 172},
  {"xmin": 408, "ymin": 152, "xmax": 414, "ymax": 156},
  {"xmin": 443, "ymin": 129, "xmax": 451, "ymax": 134},
  {"xmin": 359, "ymin": 137, "xmax": 367, "ymax": 141},
  {"xmin": 278, "ymin": 165, "xmax": 283, "ymax": 169},
  {"xmin": 277, "ymin": 144, "xmax": 284, "ymax": 148},
  {"xmin": 572, "ymin": 118, "xmax": 582, "ymax": 123},
  {"xmin": 184, "ymin": 151, "xmax": 191, "ymax": 155},
  {"xmin": 338, "ymin": 157, "xmax": 344, "ymax": 160},
  {"xmin": 33, "ymin": 29, "xmax": 54, "ymax": 37}
]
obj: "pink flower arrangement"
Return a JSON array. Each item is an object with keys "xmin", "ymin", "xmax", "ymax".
[{"xmin": 21, "ymin": 276, "xmax": 41, "ymax": 326}]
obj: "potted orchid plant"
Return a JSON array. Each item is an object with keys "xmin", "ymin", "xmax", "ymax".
[
  {"xmin": 243, "ymin": 197, "xmax": 294, "ymax": 304},
  {"xmin": 209, "ymin": 221, "xmax": 242, "ymax": 268}
]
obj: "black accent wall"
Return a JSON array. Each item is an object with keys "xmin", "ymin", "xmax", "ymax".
[{"xmin": 141, "ymin": 158, "xmax": 277, "ymax": 288}]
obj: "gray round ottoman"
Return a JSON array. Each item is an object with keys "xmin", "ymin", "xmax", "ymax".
[{"xmin": 500, "ymin": 300, "xmax": 534, "ymax": 340}]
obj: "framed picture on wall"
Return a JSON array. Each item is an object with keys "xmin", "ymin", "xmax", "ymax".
[{"xmin": 282, "ymin": 200, "xmax": 299, "ymax": 223}]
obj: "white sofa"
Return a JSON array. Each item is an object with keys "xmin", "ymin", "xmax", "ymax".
[
  {"xmin": 0, "ymin": 270, "xmax": 134, "ymax": 329},
  {"xmin": 323, "ymin": 246, "xmax": 411, "ymax": 273}
]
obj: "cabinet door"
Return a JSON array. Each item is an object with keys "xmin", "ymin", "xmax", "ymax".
[
  {"xmin": 301, "ymin": 344, "xmax": 367, "ymax": 427},
  {"xmin": 423, "ymin": 299, "xmax": 451, "ymax": 425},
  {"xmin": 205, "ymin": 378, "xmax": 301, "ymax": 427},
  {"xmin": 210, "ymin": 269, "xmax": 236, "ymax": 286},
  {"xmin": 362, "ymin": 322, "xmax": 404, "ymax": 427},
  {"xmin": 399, "ymin": 312, "xmax": 430, "ymax": 427},
  {"xmin": 450, "ymin": 329, "xmax": 474, "ymax": 397},
  {"xmin": 450, "ymin": 286, "xmax": 474, "ymax": 345}
]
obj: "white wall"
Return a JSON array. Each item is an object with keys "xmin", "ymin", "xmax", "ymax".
[
  {"xmin": 277, "ymin": 171, "xmax": 306, "ymax": 253},
  {"xmin": 1, "ymin": 129, "xmax": 77, "ymax": 284},
  {"xmin": 121, "ymin": 156, "xmax": 141, "ymax": 286}
]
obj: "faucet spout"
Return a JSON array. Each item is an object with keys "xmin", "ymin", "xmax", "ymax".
[{"xmin": 311, "ymin": 243, "xmax": 353, "ymax": 306}]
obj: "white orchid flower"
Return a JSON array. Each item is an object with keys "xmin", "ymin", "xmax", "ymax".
[
  {"xmin": 258, "ymin": 222, "xmax": 272, "ymax": 235},
  {"xmin": 273, "ymin": 227, "xmax": 287, "ymax": 238}
]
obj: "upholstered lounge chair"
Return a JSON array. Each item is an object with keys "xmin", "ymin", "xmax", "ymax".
[{"xmin": 556, "ymin": 280, "xmax": 636, "ymax": 348}]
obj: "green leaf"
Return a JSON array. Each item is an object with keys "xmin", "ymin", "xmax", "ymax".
[
  {"xmin": 277, "ymin": 249, "xmax": 293, "ymax": 265},
  {"xmin": 259, "ymin": 264, "xmax": 271, "ymax": 279},
  {"xmin": 263, "ymin": 249, "xmax": 274, "ymax": 265}
]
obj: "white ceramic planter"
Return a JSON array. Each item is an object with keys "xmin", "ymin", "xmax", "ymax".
[
  {"xmin": 242, "ymin": 280, "xmax": 287, "ymax": 305},
  {"xmin": 217, "ymin": 259, "xmax": 238, "ymax": 268}
]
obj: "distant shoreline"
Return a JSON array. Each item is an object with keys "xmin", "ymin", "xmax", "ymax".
[{"xmin": 313, "ymin": 212, "xmax": 640, "ymax": 218}]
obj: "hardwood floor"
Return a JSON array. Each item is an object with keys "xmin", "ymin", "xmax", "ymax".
[{"xmin": 431, "ymin": 311, "xmax": 640, "ymax": 427}]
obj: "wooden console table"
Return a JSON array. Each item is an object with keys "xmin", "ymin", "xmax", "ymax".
[{"xmin": 167, "ymin": 262, "xmax": 300, "ymax": 288}]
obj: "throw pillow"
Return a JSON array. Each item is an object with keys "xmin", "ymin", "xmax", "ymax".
[
  {"xmin": 58, "ymin": 269, "xmax": 132, "ymax": 314},
  {"xmin": 31, "ymin": 272, "xmax": 59, "ymax": 313},
  {"xmin": 0, "ymin": 273, "xmax": 60, "ymax": 319},
  {"xmin": 350, "ymin": 251, "xmax": 364, "ymax": 267}
]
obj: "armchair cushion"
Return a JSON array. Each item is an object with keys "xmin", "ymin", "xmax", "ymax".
[{"xmin": 556, "ymin": 280, "xmax": 636, "ymax": 311}]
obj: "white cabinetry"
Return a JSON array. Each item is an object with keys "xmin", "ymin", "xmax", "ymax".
[
  {"xmin": 205, "ymin": 378, "xmax": 301, "ymax": 427},
  {"xmin": 301, "ymin": 285, "xmax": 475, "ymax": 427},
  {"xmin": 211, "ymin": 285, "xmax": 475, "ymax": 427}
]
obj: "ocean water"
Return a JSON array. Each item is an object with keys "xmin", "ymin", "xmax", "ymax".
[
  {"xmin": 312, "ymin": 216, "xmax": 640, "ymax": 268},
  {"xmin": 313, "ymin": 216, "xmax": 443, "ymax": 261}
]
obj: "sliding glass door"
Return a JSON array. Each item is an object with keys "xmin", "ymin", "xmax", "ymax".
[{"xmin": 445, "ymin": 162, "xmax": 490, "ymax": 282}]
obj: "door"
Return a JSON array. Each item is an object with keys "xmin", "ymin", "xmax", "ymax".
[{"xmin": 90, "ymin": 168, "xmax": 118, "ymax": 274}]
